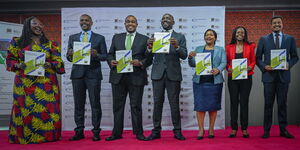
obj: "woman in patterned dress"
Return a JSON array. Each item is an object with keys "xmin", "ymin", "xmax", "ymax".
[{"xmin": 6, "ymin": 16, "xmax": 65, "ymax": 144}]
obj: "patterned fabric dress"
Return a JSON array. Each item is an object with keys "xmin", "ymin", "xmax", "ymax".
[{"xmin": 6, "ymin": 38, "xmax": 65, "ymax": 144}]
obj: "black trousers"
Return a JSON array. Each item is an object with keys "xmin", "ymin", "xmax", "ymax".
[
  {"xmin": 263, "ymin": 80, "xmax": 289, "ymax": 132},
  {"xmin": 152, "ymin": 73, "xmax": 182, "ymax": 134},
  {"xmin": 228, "ymin": 76, "xmax": 252, "ymax": 130},
  {"xmin": 72, "ymin": 77, "xmax": 102, "ymax": 133},
  {"xmin": 111, "ymin": 74, "xmax": 144, "ymax": 136}
]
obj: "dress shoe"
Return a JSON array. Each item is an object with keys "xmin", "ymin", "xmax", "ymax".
[
  {"xmin": 197, "ymin": 130, "xmax": 204, "ymax": 140},
  {"xmin": 208, "ymin": 130, "xmax": 214, "ymax": 139},
  {"xmin": 174, "ymin": 133, "xmax": 186, "ymax": 140},
  {"xmin": 136, "ymin": 134, "xmax": 146, "ymax": 141},
  {"xmin": 261, "ymin": 132, "xmax": 270, "ymax": 139},
  {"xmin": 242, "ymin": 130, "xmax": 249, "ymax": 138},
  {"xmin": 228, "ymin": 130, "xmax": 237, "ymax": 138},
  {"xmin": 280, "ymin": 131, "xmax": 294, "ymax": 139},
  {"xmin": 146, "ymin": 133, "xmax": 160, "ymax": 141},
  {"xmin": 69, "ymin": 130, "xmax": 85, "ymax": 141},
  {"xmin": 105, "ymin": 135, "xmax": 122, "ymax": 141},
  {"xmin": 92, "ymin": 133, "xmax": 101, "ymax": 141}
]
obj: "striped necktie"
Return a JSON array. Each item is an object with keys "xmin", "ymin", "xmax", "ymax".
[{"xmin": 83, "ymin": 32, "xmax": 88, "ymax": 42}]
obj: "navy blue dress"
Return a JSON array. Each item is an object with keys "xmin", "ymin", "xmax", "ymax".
[{"xmin": 193, "ymin": 49, "xmax": 223, "ymax": 111}]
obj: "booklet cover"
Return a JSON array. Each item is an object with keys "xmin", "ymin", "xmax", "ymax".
[
  {"xmin": 24, "ymin": 51, "xmax": 46, "ymax": 76},
  {"xmin": 232, "ymin": 58, "xmax": 248, "ymax": 80},
  {"xmin": 271, "ymin": 49, "xmax": 287, "ymax": 70},
  {"xmin": 152, "ymin": 32, "xmax": 171, "ymax": 53},
  {"xmin": 116, "ymin": 50, "xmax": 133, "ymax": 73},
  {"xmin": 72, "ymin": 41, "xmax": 91, "ymax": 65},
  {"xmin": 195, "ymin": 52, "xmax": 212, "ymax": 75}
]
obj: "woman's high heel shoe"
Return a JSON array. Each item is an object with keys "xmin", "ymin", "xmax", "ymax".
[
  {"xmin": 197, "ymin": 130, "xmax": 204, "ymax": 140},
  {"xmin": 228, "ymin": 130, "xmax": 237, "ymax": 138},
  {"xmin": 242, "ymin": 130, "xmax": 250, "ymax": 138}
]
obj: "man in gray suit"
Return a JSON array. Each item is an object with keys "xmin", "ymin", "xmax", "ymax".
[
  {"xmin": 146, "ymin": 13, "xmax": 188, "ymax": 141},
  {"xmin": 105, "ymin": 15, "xmax": 151, "ymax": 141},
  {"xmin": 256, "ymin": 15, "xmax": 298, "ymax": 139},
  {"xmin": 66, "ymin": 14, "xmax": 107, "ymax": 141}
]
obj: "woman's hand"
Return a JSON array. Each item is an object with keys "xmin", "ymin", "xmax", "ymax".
[
  {"xmin": 211, "ymin": 68, "xmax": 220, "ymax": 75},
  {"xmin": 44, "ymin": 62, "xmax": 52, "ymax": 69},
  {"xmin": 188, "ymin": 51, "xmax": 196, "ymax": 58},
  {"xmin": 15, "ymin": 63, "xmax": 26, "ymax": 70}
]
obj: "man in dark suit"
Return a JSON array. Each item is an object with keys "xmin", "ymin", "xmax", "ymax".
[
  {"xmin": 105, "ymin": 15, "xmax": 151, "ymax": 141},
  {"xmin": 66, "ymin": 14, "xmax": 107, "ymax": 141},
  {"xmin": 146, "ymin": 13, "xmax": 187, "ymax": 141},
  {"xmin": 256, "ymin": 15, "xmax": 298, "ymax": 139}
]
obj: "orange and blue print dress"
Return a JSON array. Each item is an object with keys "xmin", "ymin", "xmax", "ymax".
[{"xmin": 6, "ymin": 38, "xmax": 65, "ymax": 144}]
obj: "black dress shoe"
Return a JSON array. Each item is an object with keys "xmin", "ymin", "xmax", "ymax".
[
  {"xmin": 136, "ymin": 134, "xmax": 146, "ymax": 141},
  {"xmin": 174, "ymin": 133, "xmax": 186, "ymax": 140},
  {"xmin": 228, "ymin": 133, "xmax": 236, "ymax": 138},
  {"xmin": 92, "ymin": 133, "xmax": 101, "ymax": 141},
  {"xmin": 280, "ymin": 131, "xmax": 294, "ymax": 139},
  {"xmin": 261, "ymin": 132, "xmax": 270, "ymax": 139},
  {"xmin": 208, "ymin": 135, "xmax": 215, "ymax": 139},
  {"xmin": 69, "ymin": 131, "xmax": 84, "ymax": 141},
  {"xmin": 146, "ymin": 133, "xmax": 161, "ymax": 141},
  {"xmin": 105, "ymin": 135, "xmax": 122, "ymax": 141},
  {"xmin": 242, "ymin": 130, "xmax": 249, "ymax": 138}
]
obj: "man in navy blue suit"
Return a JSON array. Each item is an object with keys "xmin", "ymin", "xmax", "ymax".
[
  {"xmin": 256, "ymin": 15, "xmax": 298, "ymax": 139},
  {"xmin": 67, "ymin": 14, "xmax": 107, "ymax": 141}
]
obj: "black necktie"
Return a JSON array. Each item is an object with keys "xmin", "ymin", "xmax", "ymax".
[{"xmin": 275, "ymin": 33, "xmax": 280, "ymax": 49}]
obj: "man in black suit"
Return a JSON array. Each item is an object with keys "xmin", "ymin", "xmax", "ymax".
[
  {"xmin": 146, "ymin": 13, "xmax": 188, "ymax": 141},
  {"xmin": 105, "ymin": 15, "xmax": 151, "ymax": 141},
  {"xmin": 66, "ymin": 14, "xmax": 107, "ymax": 141},
  {"xmin": 256, "ymin": 15, "xmax": 298, "ymax": 139}
]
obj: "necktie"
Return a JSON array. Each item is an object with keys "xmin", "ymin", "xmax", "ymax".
[
  {"xmin": 275, "ymin": 33, "xmax": 280, "ymax": 49},
  {"xmin": 126, "ymin": 34, "xmax": 132, "ymax": 50},
  {"xmin": 83, "ymin": 32, "xmax": 88, "ymax": 42}
]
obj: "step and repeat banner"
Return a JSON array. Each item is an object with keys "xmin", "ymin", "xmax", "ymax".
[
  {"xmin": 61, "ymin": 6, "xmax": 225, "ymax": 131},
  {"xmin": 0, "ymin": 21, "xmax": 23, "ymax": 116}
]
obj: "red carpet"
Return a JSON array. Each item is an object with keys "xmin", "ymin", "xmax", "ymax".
[{"xmin": 1, "ymin": 125, "xmax": 299, "ymax": 150}]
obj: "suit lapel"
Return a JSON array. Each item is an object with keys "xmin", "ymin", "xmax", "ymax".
[
  {"xmin": 75, "ymin": 33, "xmax": 81, "ymax": 41},
  {"xmin": 281, "ymin": 33, "xmax": 287, "ymax": 49},
  {"xmin": 268, "ymin": 33, "xmax": 276, "ymax": 49},
  {"xmin": 121, "ymin": 33, "xmax": 126, "ymax": 50},
  {"xmin": 131, "ymin": 33, "xmax": 139, "ymax": 53},
  {"xmin": 90, "ymin": 31, "xmax": 95, "ymax": 43}
]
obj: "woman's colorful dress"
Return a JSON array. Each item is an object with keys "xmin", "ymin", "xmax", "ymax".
[{"xmin": 6, "ymin": 38, "xmax": 65, "ymax": 144}]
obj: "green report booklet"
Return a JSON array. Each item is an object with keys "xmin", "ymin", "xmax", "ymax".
[
  {"xmin": 152, "ymin": 32, "xmax": 171, "ymax": 53},
  {"xmin": 271, "ymin": 49, "xmax": 287, "ymax": 70},
  {"xmin": 232, "ymin": 58, "xmax": 247, "ymax": 80},
  {"xmin": 24, "ymin": 51, "xmax": 45, "ymax": 76},
  {"xmin": 72, "ymin": 41, "xmax": 91, "ymax": 65},
  {"xmin": 116, "ymin": 50, "xmax": 133, "ymax": 73},
  {"xmin": 195, "ymin": 53, "xmax": 212, "ymax": 75}
]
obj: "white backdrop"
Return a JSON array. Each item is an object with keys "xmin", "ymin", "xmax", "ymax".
[
  {"xmin": 0, "ymin": 21, "xmax": 23, "ymax": 115},
  {"xmin": 61, "ymin": 6, "xmax": 225, "ymax": 131}
]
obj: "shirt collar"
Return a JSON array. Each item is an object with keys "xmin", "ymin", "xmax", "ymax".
[
  {"xmin": 127, "ymin": 31, "xmax": 136, "ymax": 36},
  {"xmin": 163, "ymin": 29, "xmax": 173, "ymax": 33},
  {"xmin": 272, "ymin": 31, "xmax": 282, "ymax": 37},
  {"xmin": 81, "ymin": 30, "xmax": 92, "ymax": 35}
]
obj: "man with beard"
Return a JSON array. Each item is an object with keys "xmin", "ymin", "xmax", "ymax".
[
  {"xmin": 146, "ymin": 13, "xmax": 187, "ymax": 141},
  {"xmin": 256, "ymin": 15, "xmax": 298, "ymax": 139},
  {"xmin": 105, "ymin": 15, "xmax": 151, "ymax": 141},
  {"xmin": 67, "ymin": 14, "xmax": 107, "ymax": 141}
]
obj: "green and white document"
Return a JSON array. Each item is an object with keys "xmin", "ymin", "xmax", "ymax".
[
  {"xmin": 116, "ymin": 50, "xmax": 133, "ymax": 73},
  {"xmin": 232, "ymin": 58, "xmax": 248, "ymax": 80},
  {"xmin": 24, "ymin": 51, "xmax": 46, "ymax": 76},
  {"xmin": 152, "ymin": 32, "xmax": 171, "ymax": 53},
  {"xmin": 72, "ymin": 41, "xmax": 91, "ymax": 65},
  {"xmin": 195, "ymin": 53, "xmax": 212, "ymax": 75},
  {"xmin": 271, "ymin": 49, "xmax": 287, "ymax": 70}
]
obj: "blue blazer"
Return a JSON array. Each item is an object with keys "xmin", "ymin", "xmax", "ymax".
[
  {"xmin": 256, "ymin": 33, "xmax": 299, "ymax": 83},
  {"xmin": 188, "ymin": 45, "xmax": 227, "ymax": 84}
]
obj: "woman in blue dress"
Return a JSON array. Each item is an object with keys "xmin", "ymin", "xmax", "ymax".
[{"xmin": 188, "ymin": 29, "xmax": 226, "ymax": 139}]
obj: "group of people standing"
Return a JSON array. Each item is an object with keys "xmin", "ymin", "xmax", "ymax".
[{"xmin": 5, "ymin": 13, "xmax": 298, "ymax": 144}]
